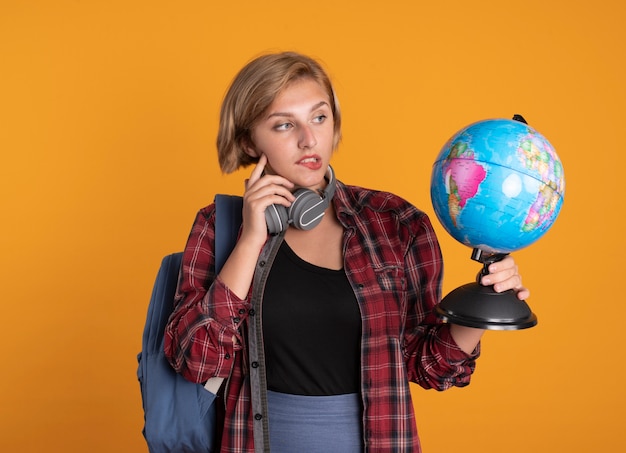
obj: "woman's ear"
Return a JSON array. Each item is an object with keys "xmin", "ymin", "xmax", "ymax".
[{"xmin": 242, "ymin": 136, "xmax": 259, "ymax": 158}]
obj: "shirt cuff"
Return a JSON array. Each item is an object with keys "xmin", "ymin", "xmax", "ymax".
[
  {"xmin": 437, "ymin": 324, "xmax": 481, "ymax": 363},
  {"xmin": 208, "ymin": 276, "xmax": 252, "ymax": 328}
]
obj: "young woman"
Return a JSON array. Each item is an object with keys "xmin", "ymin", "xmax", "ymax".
[{"xmin": 164, "ymin": 51, "xmax": 529, "ymax": 453}]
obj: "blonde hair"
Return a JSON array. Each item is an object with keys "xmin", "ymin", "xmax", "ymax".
[{"xmin": 217, "ymin": 52, "xmax": 342, "ymax": 173}]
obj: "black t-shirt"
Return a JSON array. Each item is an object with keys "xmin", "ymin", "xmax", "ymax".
[{"xmin": 262, "ymin": 241, "xmax": 361, "ymax": 395}]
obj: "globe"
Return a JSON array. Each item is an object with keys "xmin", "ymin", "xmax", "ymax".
[{"xmin": 430, "ymin": 118, "xmax": 565, "ymax": 254}]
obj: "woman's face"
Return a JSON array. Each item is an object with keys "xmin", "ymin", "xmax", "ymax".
[{"xmin": 247, "ymin": 78, "xmax": 334, "ymax": 191}]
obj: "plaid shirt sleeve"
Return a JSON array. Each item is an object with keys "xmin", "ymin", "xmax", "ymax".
[
  {"xmin": 164, "ymin": 205, "xmax": 251, "ymax": 384},
  {"xmin": 402, "ymin": 212, "xmax": 480, "ymax": 390}
]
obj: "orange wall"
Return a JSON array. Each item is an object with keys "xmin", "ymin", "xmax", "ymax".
[{"xmin": 1, "ymin": 1, "xmax": 624, "ymax": 452}]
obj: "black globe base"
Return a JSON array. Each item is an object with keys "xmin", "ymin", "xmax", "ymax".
[{"xmin": 435, "ymin": 282, "xmax": 537, "ymax": 330}]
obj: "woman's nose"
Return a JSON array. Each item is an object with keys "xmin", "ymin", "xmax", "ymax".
[{"xmin": 298, "ymin": 125, "xmax": 317, "ymax": 149}]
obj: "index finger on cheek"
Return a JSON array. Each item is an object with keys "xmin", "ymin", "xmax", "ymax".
[{"xmin": 248, "ymin": 155, "xmax": 267, "ymax": 185}]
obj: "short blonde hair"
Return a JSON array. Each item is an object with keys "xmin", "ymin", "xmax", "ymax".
[{"xmin": 217, "ymin": 52, "xmax": 342, "ymax": 173}]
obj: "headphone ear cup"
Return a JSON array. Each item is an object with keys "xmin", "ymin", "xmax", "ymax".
[
  {"xmin": 289, "ymin": 188, "xmax": 327, "ymax": 231},
  {"xmin": 265, "ymin": 203, "xmax": 289, "ymax": 235}
]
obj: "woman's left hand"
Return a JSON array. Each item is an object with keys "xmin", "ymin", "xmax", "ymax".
[{"xmin": 480, "ymin": 255, "xmax": 530, "ymax": 300}]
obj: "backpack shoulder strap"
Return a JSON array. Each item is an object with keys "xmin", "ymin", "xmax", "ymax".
[
  {"xmin": 214, "ymin": 194, "xmax": 243, "ymax": 274},
  {"xmin": 204, "ymin": 194, "xmax": 243, "ymax": 394}
]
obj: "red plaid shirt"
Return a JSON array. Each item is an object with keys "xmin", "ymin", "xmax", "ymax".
[{"xmin": 165, "ymin": 181, "xmax": 479, "ymax": 452}]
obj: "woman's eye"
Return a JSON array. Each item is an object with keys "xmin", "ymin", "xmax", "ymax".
[
  {"xmin": 313, "ymin": 114, "xmax": 327, "ymax": 123},
  {"xmin": 274, "ymin": 122, "xmax": 293, "ymax": 131}
]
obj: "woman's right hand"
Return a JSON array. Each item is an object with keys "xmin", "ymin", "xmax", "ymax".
[
  {"xmin": 216, "ymin": 154, "xmax": 295, "ymax": 299},
  {"xmin": 240, "ymin": 154, "xmax": 295, "ymax": 247}
]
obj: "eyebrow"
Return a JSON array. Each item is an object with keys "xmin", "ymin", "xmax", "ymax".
[{"xmin": 266, "ymin": 101, "xmax": 330, "ymax": 119}]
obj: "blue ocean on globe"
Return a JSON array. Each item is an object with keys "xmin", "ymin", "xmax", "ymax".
[{"xmin": 430, "ymin": 118, "xmax": 565, "ymax": 253}]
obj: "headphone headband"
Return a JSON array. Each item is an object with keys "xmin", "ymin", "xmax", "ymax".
[{"xmin": 319, "ymin": 165, "xmax": 336, "ymax": 202}]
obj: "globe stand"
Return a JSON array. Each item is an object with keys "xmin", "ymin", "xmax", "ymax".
[{"xmin": 435, "ymin": 248, "xmax": 537, "ymax": 330}]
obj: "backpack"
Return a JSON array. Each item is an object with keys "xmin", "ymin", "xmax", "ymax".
[{"xmin": 137, "ymin": 195, "xmax": 243, "ymax": 453}]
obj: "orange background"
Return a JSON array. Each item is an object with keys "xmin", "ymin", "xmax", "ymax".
[{"xmin": 1, "ymin": 1, "xmax": 624, "ymax": 452}]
